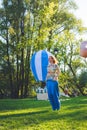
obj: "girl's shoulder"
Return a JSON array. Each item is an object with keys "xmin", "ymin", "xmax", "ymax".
[{"xmin": 54, "ymin": 64, "xmax": 58, "ymax": 67}]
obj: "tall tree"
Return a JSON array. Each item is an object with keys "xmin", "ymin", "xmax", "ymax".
[{"xmin": 0, "ymin": 0, "xmax": 86, "ymax": 98}]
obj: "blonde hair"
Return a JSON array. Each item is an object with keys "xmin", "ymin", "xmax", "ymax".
[{"xmin": 49, "ymin": 56, "xmax": 58, "ymax": 64}]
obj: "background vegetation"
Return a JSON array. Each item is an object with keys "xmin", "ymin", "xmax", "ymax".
[{"xmin": 0, "ymin": 0, "xmax": 87, "ymax": 98}]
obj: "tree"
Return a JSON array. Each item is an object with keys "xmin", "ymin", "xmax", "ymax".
[
  {"xmin": 79, "ymin": 71, "xmax": 87, "ymax": 95},
  {"xmin": 57, "ymin": 30, "xmax": 87, "ymax": 96},
  {"xmin": 0, "ymin": 0, "xmax": 86, "ymax": 98}
]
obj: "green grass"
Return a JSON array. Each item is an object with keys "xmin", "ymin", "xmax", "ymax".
[{"xmin": 0, "ymin": 96, "xmax": 87, "ymax": 130}]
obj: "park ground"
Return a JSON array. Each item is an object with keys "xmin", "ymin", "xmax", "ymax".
[{"xmin": 0, "ymin": 96, "xmax": 87, "ymax": 130}]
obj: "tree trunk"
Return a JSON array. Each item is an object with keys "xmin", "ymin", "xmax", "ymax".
[
  {"xmin": 6, "ymin": 29, "xmax": 14, "ymax": 98},
  {"xmin": 24, "ymin": 48, "xmax": 31, "ymax": 98},
  {"xmin": 20, "ymin": 48, "xmax": 24, "ymax": 98},
  {"xmin": 68, "ymin": 63, "xmax": 85, "ymax": 95}
]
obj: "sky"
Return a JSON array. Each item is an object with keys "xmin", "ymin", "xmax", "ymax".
[{"xmin": 74, "ymin": 0, "xmax": 87, "ymax": 27}]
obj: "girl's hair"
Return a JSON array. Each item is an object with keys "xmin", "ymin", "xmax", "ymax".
[{"xmin": 49, "ymin": 56, "xmax": 58, "ymax": 64}]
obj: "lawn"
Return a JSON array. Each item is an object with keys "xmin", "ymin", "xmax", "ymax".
[{"xmin": 0, "ymin": 96, "xmax": 87, "ymax": 130}]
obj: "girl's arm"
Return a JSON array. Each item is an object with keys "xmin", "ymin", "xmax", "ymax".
[{"xmin": 56, "ymin": 64, "xmax": 61, "ymax": 76}]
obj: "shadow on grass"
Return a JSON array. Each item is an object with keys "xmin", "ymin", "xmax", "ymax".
[
  {"xmin": 0, "ymin": 108, "xmax": 87, "ymax": 130},
  {"xmin": 0, "ymin": 108, "xmax": 87, "ymax": 122},
  {"xmin": 62, "ymin": 109, "xmax": 87, "ymax": 121},
  {"xmin": 62, "ymin": 96, "xmax": 87, "ymax": 111},
  {"xmin": 66, "ymin": 104, "xmax": 87, "ymax": 110},
  {"xmin": 0, "ymin": 99, "xmax": 50, "ymax": 111},
  {"xmin": 0, "ymin": 96, "xmax": 87, "ymax": 130},
  {"xmin": 0, "ymin": 110, "xmax": 49, "ymax": 119},
  {"xmin": 0, "ymin": 96, "xmax": 86, "ymax": 111}
]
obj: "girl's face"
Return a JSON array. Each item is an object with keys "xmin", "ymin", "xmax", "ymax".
[{"xmin": 49, "ymin": 56, "xmax": 54, "ymax": 64}]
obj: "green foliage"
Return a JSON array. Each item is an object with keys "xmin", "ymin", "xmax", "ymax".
[
  {"xmin": 29, "ymin": 89, "xmax": 37, "ymax": 98},
  {"xmin": 79, "ymin": 71, "xmax": 87, "ymax": 86},
  {"xmin": 0, "ymin": 0, "xmax": 87, "ymax": 98},
  {"xmin": 79, "ymin": 71, "xmax": 87, "ymax": 94}
]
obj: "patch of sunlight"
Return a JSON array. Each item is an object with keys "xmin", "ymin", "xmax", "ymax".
[
  {"xmin": 60, "ymin": 98, "xmax": 70, "ymax": 101},
  {"xmin": 0, "ymin": 108, "xmax": 42, "ymax": 116}
]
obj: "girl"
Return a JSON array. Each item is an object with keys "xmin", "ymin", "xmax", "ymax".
[{"xmin": 46, "ymin": 56, "xmax": 61, "ymax": 110}]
